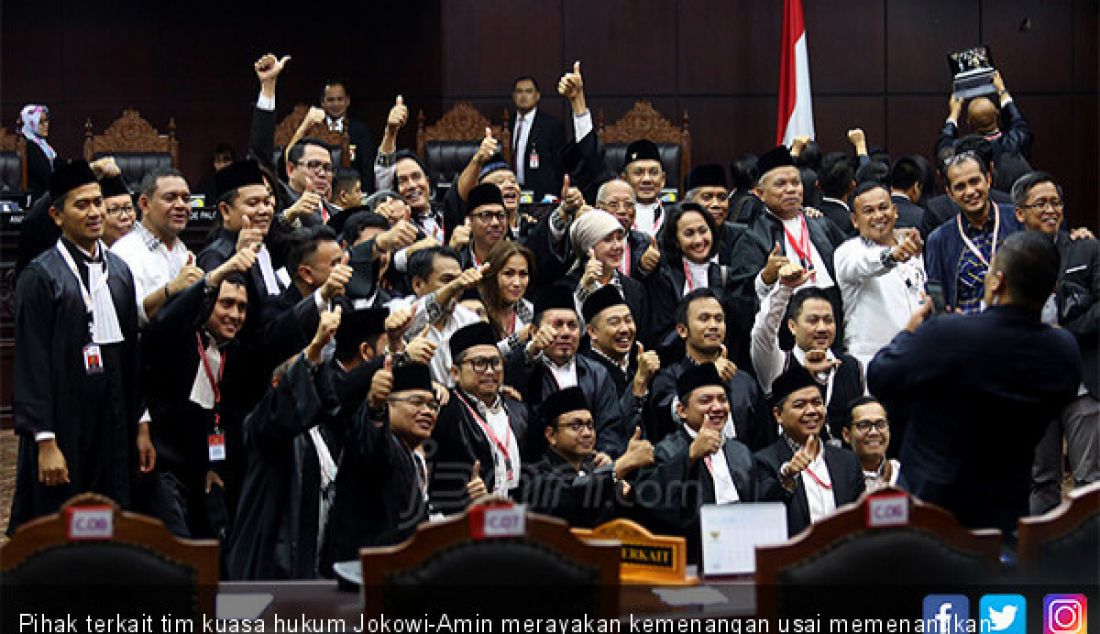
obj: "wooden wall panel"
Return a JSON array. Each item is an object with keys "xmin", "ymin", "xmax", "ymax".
[
  {"xmin": 885, "ymin": 0, "xmax": 980, "ymax": 94},
  {"xmin": 1073, "ymin": 0, "xmax": 1099, "ymax": 91},
  {"xmin": 982, "ymin": 0, "xmax": 1073, "ymax": 93},
  {"xmin": 803, "ymin": 0, "xmax": 886, "ymax": 94},
  {"xmin": 677, "ymin": 0, "xmax": 780, "ymax": 95}
]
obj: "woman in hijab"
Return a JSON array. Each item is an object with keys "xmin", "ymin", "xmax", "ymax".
[{"xmin": 21, "ymin": 104, "xmax": 57, "ymax": 199}]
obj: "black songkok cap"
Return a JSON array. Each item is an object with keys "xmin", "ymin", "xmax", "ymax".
[
  {"xmin": 539, "ymin": 386, "xmax": 589, "ymax": 427},
  {"xmin": 466, "ymin": 182, "xmax": 504, "ymax": 214},
  {"xmin": 756, "ymin": 146, "xmax": 797, "ymax": 179},
  {"xmin": 49, "ymin": 159, "xmax": 98, "ymax": 200},
  {"xmin": 533, "ymin": 284, "xmax": 577, "ymax": 317},
  {"xmin": 214, "ymin": 159, "xmax": 265, "ymax": 199},
  {"xmin": 769, "ymin": 364, "xmax": 823, "ymax": 407},
  {"xmin": 449, "ymin": 322, "xmax": 498, "ymax": 359},
  {"xmin": 684, "ymin": 164, "xmax": 728, "ymax": 192},
  {"xmin": 391, "ymin": 363, "xmax": 434, "ymax": 394},
  {"xmin": 623, "ymin": 139, "xmax": 661, "ymax": 170},
  {"xmin": 334, "ymin": 307, "xmax": 388, "ymax": 360},
  {"xmin": 98, "ymin": 174, "xmax": 130, "ymax": 199},
  {"xmin": 676, "ymin": 363, "xmax": 726, "ymax": 401},
  {"xmin": 581, "ymin": 285, "xmax": 628, "ymax": 324}
]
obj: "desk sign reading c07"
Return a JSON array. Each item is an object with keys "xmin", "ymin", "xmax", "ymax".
[{"xmin": 66, "ymin": 505, "xmax": 115, "ymax": 541}]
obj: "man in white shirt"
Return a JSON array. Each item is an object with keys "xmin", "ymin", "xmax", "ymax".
[
  {"xmin": 111, "ymin": 167, "xmax": 201, "ymax": 324},
  {"xmin": 834, "ymin": 182, "xmax": 926, "ymax": 371}
]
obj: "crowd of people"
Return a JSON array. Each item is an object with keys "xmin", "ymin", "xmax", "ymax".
[{"xmin": 8, "ymin": 55, "xmax": 1096, "ymax": 579}]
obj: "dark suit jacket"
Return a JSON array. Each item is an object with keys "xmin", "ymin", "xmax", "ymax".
[
  {"xmin": 635, "ymin": 429, "xmax": 756, "ymax": 563},
  {"xmin": 755, "ymin": 439, "xmax": 864, "ymax": 537},
  {"xmin": 747, "ymin": 210, "xmax": 848, "ymax": 283},
  {"xmin": 890, "ymin": 194, "xmax": 926, "ymax": 237},
  {"xmin": 868, "ymin": 305, "xmax": 1082, "ymax": 533},
  {"xmin": 1055, "ymin": 233, "xmax": 1099, "ymax": 397},
  {"xmin": 515, "ymin": 110, "xmax": 566, "ymax": 200},
  {"xmin": 934, "ymin": 102, "xmax": 1033, "ymax": 163},
  {"xmin": 817, "ymin": 199, "xmax": 855, "ymax": 238},
  {"xmin": 922, "ymin": 189, "xmax": 1012, "ymax": 238}
]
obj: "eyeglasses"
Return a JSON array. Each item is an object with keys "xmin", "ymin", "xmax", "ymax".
[
  {"xmin": 469, "ymin": 211, "xmax": 506, "ymax": 223},
  {"xmin": 296, "ymin": 160, "xmax": 334, "ymax": 174},
  {"xmin": 557, "ymin": 420, "xmax": 595, "ymax": 433},
  {"xmin": 852, "ymin": 419, "xmax": 889, "ymax": 433},
  {"xmin": 106, "ymin": 204, "xmax": 135, "ymax": 216},
  {"xmin": 462, "ymin": 356, "xmax": 503, "ymax": 373},
  {"xmin": 599, "ymin": 200, "xmax": 635, "ymax": 212},
  {"xmin": 1021, "ymin": 198, "xmax": 1064, "ymax": 211},
  {"xmin": 388, "ymin": 396, "xmax": 441, "ymax": 412}
]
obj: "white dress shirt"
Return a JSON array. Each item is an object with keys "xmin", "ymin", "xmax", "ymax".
[
  {"xmin": 683, "ymin": 424, "xmax": 739, "ymax": 504},
  {"xmin": 513, "ymin": 107, "xmax": 537, "ymax": 186},
  {"xmin": 111, "ymin": 223, "xmax": 191, "ymax": 325},
  {"xmin": 754, "ymin": 213, "xmax": 835, "ymax": 301}
]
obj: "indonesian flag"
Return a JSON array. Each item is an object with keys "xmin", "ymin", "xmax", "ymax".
[{"xmin": 776, "ymin": 0, "xmax": 815, "ymax": 146}]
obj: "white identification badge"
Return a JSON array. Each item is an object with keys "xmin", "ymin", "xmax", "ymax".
[
  {"xmin": 528, "ymin": 148, "xmax": 539, "ymax": 170},
  {"xmin": 208, "ymin": 433, "xmax": 226, "ymax": 462},
  {"xmin": 83, "ymin": 344, "xmax": 104, "ymax": 374}
]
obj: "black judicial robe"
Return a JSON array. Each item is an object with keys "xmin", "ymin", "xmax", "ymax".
[
  {"xmin": 226, "ymin": 356, "xmax": 342, "ymax": 580},
  {"xmin": 634, "ymin": 429, "xmax": 756, "ymax": 563},
  {"xmin": 9, "ymin": 245, "xmax": 140, "ymax": 533},
  {"xmin": 518, "ymin": 451, "xmax": 621, "ymax": 529},
  {"xmin": 428, "ymin": 391, "xmax": 530, "ymax": 515},
  {"xmin": 321, "ymin": 402, "xmax": 430, "ymax": 572}
]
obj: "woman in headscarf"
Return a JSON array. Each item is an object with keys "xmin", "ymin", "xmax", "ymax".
[{"xmin": 21, "ymin": 104, "xmax": 57, "ymax": 199}]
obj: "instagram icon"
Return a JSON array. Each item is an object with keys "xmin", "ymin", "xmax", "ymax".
[{"xmin": 1045, "ymin": 595, "xmax": 1088, "ymax": 634}]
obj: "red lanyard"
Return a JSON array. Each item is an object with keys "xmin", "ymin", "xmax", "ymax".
[
  {"xmin": 804, "ymin": 465, "xmax": 833, "ymax": 490},
  {"xmin": 196, "ymin": 333, "xmax": 225, "ymax": 427},
  {"xmin": 454, "ymin": 392, "xmax": 514, "ymax": 479},
  {"xmin": 682, "ymin": 258, "xmax": 706, "ymax": 292},
  {"xmin": 783, "ymin": 215, "xmax": 815, "ymax": 272},
  {"xmin": 507, "ymin": 310, "xmax": 517, "ymax": 335}
]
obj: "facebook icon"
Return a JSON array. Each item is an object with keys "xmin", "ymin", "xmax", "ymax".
[{"xmin": 924, "ymin": 595, "xmax": 971, "ymax": 634}]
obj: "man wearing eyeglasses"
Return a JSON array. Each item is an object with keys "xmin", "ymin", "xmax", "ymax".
[
  {"xmin": 595, "ymin": 179, "xmax": 655, "ymax": 281},
  {"xmin": 282, "ymin": 137, "xmax": 338, "ymax": 226},
  {"xmin": 521, "ymin": 386, "xmax": 654, "ymax": 528},
  {"xmin": 429, "ymin": 323, "xmax": 530, "ymax": 515},
  {"xmin": 1015, "ymin": 172, "xmax": 1100, "ymax": 514},
  {"xmin": 454, "ymin": 183, "xmax": 508, "ymax": 269},
  {"xmin": 841, "ymin": 397, "xmax": 899, "ymax": 493},
  {"xmin": 100, "ymin": 174, "xmax": 134, "ymax": 247}
]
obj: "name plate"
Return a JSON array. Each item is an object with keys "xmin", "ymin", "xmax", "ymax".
[
  {"xmin": 469, "ymin": 503, "xmax": 526, "ymax": 540},
  {"xmin": 66, "ymin": 505, "xmax": 114, "ymax": 541},
  {"xmin": 573, "ymin": 519, "xmax": 695, "ymax": 585},
  {"xmin": 866, "ymin": 491, "xmax": 909, "ymax": 527}
]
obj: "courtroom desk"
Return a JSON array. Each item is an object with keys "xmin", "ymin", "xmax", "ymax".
[{"xmin": 217, "ymin": 575, "xmax": 757, "ymax": 624}]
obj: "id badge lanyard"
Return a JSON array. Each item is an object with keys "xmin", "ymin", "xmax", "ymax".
[{"xmin": 197, "ymin": 333, "xmax": 227, "ymax": 462}]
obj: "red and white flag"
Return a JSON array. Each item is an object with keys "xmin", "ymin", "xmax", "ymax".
[{"xmin": 776, "ymin": 0, "xmax": 815, "ymax": 146}]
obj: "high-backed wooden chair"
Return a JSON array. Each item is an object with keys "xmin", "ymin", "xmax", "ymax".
[
  {"xmin": 598, "ymin": 101, "xmax": 691, "ymax": 190},
  {"xmin": 360, "ymin": 504, "xmax": 619, "ymax": 619},
  {"xmin": 83, "ymin": 109, "xmax": 179, "ymax": 187},
  {"xmin": 755, "ymin": 489, "xmax": 1002, "ymax": 618},
  {"xmin": 273, "ymin": 104, "xmax": 351, "ymax": 170},
  {"xmin": 0, "ymin": 125, "xmax": 27, "ymax": 192},
  {"xmin": 416, "ymin": 101, "xmax": 513, "ymax": 188},
  {"xmin": 1, "ymin": 493, "xmax": 219, "ymax": 626},
  {"xmin": 1017, "ymin": 481, "xmax": 1100, "ymax": 586}
]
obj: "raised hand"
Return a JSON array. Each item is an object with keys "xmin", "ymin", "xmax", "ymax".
[
  {"xmin": 378, "ymin": 219, "xmax": 419, "ymax": 254},
  {"xmin": 528, "ymin": 324, "xmax": 558, "ymax": 355},
  {"xmin": 802, "ymin": 348, "xmax": 841, "ymax": 376},
  {"xmin": 615, "ymin": 427, "xmax": 655, "ymax": 477},
  {"xmin": 557, "ymin": 61, "xmax": 587, "ymax": 114},
  {"xmin": 640, "ymin": 235, "xmax": 661, "ymax": 272},
  {"xmin": 847, "ymin": 128, "xmax": 868, "ymax": 155},
  {"xmin": 235, "ymin": 215, "xmax": 264, "ymax": 253},
  {"xmin": 405, "ymin": 326, "xmax": 439, "ymax": 365},
  {"xmin": 559, "ymin": 174, "xmax": 585, "ymax": 216},
  {"xmin": 474, "ymin": 127, "xmax": 498, "ymax": 165},
  {"xmin": 448, "ymin": 221, "xmax": 472, "ymax": 251},
  {"xmin": 715, "ymin": 344, "xmax": 738, "ymax": 381},
  {"xmin": 783, "ymin": 434, "xmax": 820, "ymax": 477},
  {"xmin": 285, "ymin": 191, "xmax": 323, "ymax": 223},
  {"xmin": 688, "ymin": 427, "xmax": 723, "ymax": 462},
  {"xmin": 632, "ymin": 342, "xmax": 661, "ymax": 395},
  {"xmin": 254, "ymin": 53, "xmax": 291, "ymax": 84},
  {"xmin": 466, "ymin": 459, "xmax": 489, "ymax": 504},
  {"xmin": 320, "ymin": 252, "xmax": 353, "ymax": 301},
  {"xmin": 307, "ymin": 305, "xmax": 343, "ymax": 364},
  {"xmin": 580, "ymin": 248, "xmax": 604, "ymax": 288},
  {"xmin": 304, "ymin": 106, "xmax": 326, "ymax": 128},
  {"xmin": 761, "ymin": 242, "xmax": 790, "ymax": 285},
  {"xmin": 385, "ymin": 307, "xmax": 414, "ymax": 342},
  {"xmin": 168, "ymin": 252, "xmax": 204, "ymax": 295},
  {"xmin": 890, "ymin": 229, "xmax": 923, "ymax": 263},
  {"xmin": 369, "ymin": 355, "xmax": 395, "ymax": 408},
  {"xmin": 209, "ymin": 247, "xmax": 257, "ymax": 288},
  {"xmin": 387, "ymin": 95, "xmax": 408, "ymax": 132}
]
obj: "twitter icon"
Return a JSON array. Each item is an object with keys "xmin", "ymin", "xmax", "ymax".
[{"xmin": 981, "ymin": 595, "xmax": 1027, "ymax": 634}]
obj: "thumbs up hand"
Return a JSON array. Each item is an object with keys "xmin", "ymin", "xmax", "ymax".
[
  {"xmin": 559, "ymin": 174, "xmax": 585, "ymax": 216},
  {"xmin": 761, "ymin": 241, "xmax": 791, "ymax": 285},
  {"xmin": 320, "ymin": 251, "xmax": 354, "ymax": 302},
  {"xmin": 715, "ymin": 344, "xmax": 738, "ymax": 381},
  {"xmin": 368, "ymin": 355, "xmax": 395, "ymax": 408},
  {"xmin": 168, "ymin": 251, "xmax": 205, "ymax": 295},
  {"xmin": 235, "ymin": 214, "xmax": 265, "ymax": 254},
  {"xmin": 210, "ymin": 246, "xmax": 258, "ymax": 288},
  {"xmin": 782, "ymin": 434, "xmax": 820, "ymax": 479},
  {"xmin": 254, "ymin": 53, "xmax": 291, "ymax": 84},
  {"xmin": 405, "ymin": 325, "xmax": 439, "ymax": 365},
  {"xmin": 466, "ymin": 459, "xmax": 489, "ymax": 504},
  {"xmin": 557, "ymin": 61, "xmax": 587, "ymax": 114},
  {"xmin": 615, "ymin": 426, "xmax": 655, "ymax": 477},
  {"xmin": 307, "ymin": 305, "xmax": 342, "ymax": 364},
  {"xmin": 387, "ymin": 95, "xmax": 408, "ymax": 132},
  {"xmin": 474, "ymin": 126, "xmax": 498, "ymax": 166},
  {"xmin": 640, "ymin": 235, "xmax": 661, "ymax": 273},
  {"xmin": 581, "ymin": 248, "xmax": 604, "ymax": 289},
  {"xmin": 632, "ymin": 342, "xmax": 661, "ymax": 396}
]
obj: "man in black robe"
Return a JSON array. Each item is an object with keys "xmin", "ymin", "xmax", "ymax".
[
  {"xmin": 226, "ymin": 304, "xmax": 354, "ymax": 580},
  {"xmin": 322, "ymin": 362, "xmax": 436, "ymax": 573},
  {"xmin": 9, "ymin": 160, "xmax": 149, "ymax": 533},
  {"xmin": 634, "ymin": 363, "xmax": 758, "ymax": 563},
  {"xmin": 429, "ymin": 322, "xmax": 530, "ymax": 515},
  {"xmin": 140, "ymin": 250, "xmax": 258, "ymax": 538},
  {"xmin": 520, "ymin": 387, "xmax": 654, "ymax": 528}
]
